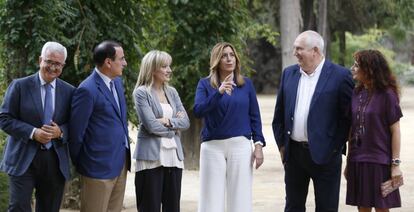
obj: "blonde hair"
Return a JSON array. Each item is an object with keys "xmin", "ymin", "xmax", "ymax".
[
  {"xmin": 208, "ymin": 42, "xmax": 245, "ymax": 88},
  {"xmin": 135, "ymin": 50, "xmax": 172, "ymax": 89}
]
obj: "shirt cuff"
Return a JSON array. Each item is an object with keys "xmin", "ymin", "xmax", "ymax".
[
  {"xmin": 254, "ymin": 141, "xmax": 264, "ymax": 146},
  {"xmin": 30, "ymin": 128, "xmax": 36, "ymax": 140}
]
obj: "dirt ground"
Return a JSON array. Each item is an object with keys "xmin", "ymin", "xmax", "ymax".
[{"xmin": 63, "ymin": 86, "xmax": 414, "ymax": 212}]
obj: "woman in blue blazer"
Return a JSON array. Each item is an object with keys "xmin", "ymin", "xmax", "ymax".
[
  {"xmin": 133, "ymin": 50, "xmax": 190, "ymax": 212},
  {"xmin": 194, "ymin": 42, "xmax": 265, "ymax": 212}
]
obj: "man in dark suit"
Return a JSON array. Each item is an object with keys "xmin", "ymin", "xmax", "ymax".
[
  {"xmin": 272, "ymin": 30, "xmax": 354, "ymax": 212},
  {"xmin": 0, "ymin": 41, "xmax": 75, "ymax": 212},
  {"xmin": 69, "ymin": 40, "xmax": 130, "ymax": 212}
]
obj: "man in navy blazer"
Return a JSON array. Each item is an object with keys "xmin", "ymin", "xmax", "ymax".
[
  {"xmin": 0, "ymin": 41, "xmax": 75, "ymax": 212},
  {"xmin": 272, "ymin": 31, "xmax": 354, "ymax": 211},
  {"xmin": 69, "ymin": 40, "xmax": 130, "ymax": 212}
]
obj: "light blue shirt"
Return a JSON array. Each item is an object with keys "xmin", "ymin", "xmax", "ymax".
[{"xmin": 30, "ymin": 72, "xmax": 57, "ymax": 139}]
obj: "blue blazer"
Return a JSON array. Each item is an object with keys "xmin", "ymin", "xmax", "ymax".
[
  {"xmin": 0, "ymin": 73, "xmax": 75, "ymax": 180},
  {"xmin": 69, "ymin": 70, "xmax": 130, "ymax": 179},
  {"xmin": 272, "ymin": 60, "xmax": 354, "ymax": 164}
]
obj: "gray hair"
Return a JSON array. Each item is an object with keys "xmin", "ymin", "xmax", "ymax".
[
  {"xmin": 41, "ymin": 41, "xmax": 67, "ymax": 60},
  {"xmin": 301, "ymin": 30, "xmax": 325, "ymax": 55}
]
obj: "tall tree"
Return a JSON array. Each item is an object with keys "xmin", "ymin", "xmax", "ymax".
[
  {"xmin": 166, "ymin": 0, "xmax": 257, "ymax": 168},
  {"xmin": 246, "ymin": 0, "xmax": 281, "ymax": 94},
  {"xmin": 0, "ymin": 1, "xmax": 262, "ymax": 207},
  {"xmin": 317, "ymin": 0, "xmax": 329, "ymax": 56},
  {"xmin": 280, "ymin": 0, "xmax": 302, "ymax": 69}
]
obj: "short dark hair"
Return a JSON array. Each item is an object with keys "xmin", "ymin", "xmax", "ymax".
[{"xmin": 93, "ymin": 40, "xmax": 121, "ymax": 67}]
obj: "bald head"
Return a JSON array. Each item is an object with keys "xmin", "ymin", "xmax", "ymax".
[
  {"xmin": 296, "ymin": 30, "xmax": 325, "ymax": 56},
  {"xmin": 293, "ymin": 31, "xmax": 325, "ymax": 73}
]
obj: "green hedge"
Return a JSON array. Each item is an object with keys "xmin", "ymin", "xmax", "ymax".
[{"xmin": 0, "ymin": 131, "xmax": 8, "ymax": 211}]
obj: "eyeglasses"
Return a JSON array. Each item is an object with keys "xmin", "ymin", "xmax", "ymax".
[{"xmin": 44, "ymin": 59, "xmax": 65, "ymax": 69}]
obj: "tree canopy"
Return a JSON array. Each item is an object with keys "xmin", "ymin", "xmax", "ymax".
[{"xmin": 0, "ymin": 0, "xmax": 271, "ymax": 126}]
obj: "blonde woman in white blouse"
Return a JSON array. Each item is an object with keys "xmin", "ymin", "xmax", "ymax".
[{"xmin": 132, "ymin": 50, "xmax": 190, "ymax": 212}]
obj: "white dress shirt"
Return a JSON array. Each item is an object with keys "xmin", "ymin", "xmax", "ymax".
[{"xmin": 291, "ymin": 58, "xmax": 325, "ymax": 142}]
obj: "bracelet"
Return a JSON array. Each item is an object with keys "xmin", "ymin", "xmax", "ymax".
[{"xmin": 391, "ymin": 158, "xmax": 401, "ymax": 166}]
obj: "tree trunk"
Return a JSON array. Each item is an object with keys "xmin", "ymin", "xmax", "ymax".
[
  {"xmin": 317, "ymin": 0, "xmax": 329, "ymax": 56},
  {"xmin": 181, "ymin": 111, "xmax": 202, "ymax": 170},
  {"xmin": 303, "ymin": 0, "xmax": 315, "ymax": 30},
  {"xmin": 280, "ymin": 0, "xmax": 302, "ymax": 69}
]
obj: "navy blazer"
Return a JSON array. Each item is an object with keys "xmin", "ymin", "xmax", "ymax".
[
  {"xmin": 272, "ymin": 60, "xmax": 354, "ymax": 164},
  {"xmin": 0, "ymin": 73, "xmax": 75, "ymax": 180},
  {"xmin": 69, "ymin": 70, "xmax": 130, "ymax": 179}
]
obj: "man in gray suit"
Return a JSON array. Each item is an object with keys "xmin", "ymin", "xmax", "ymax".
[{"xmin": 0, "ymin": 41, "xmax": 75, "ymax": 212}]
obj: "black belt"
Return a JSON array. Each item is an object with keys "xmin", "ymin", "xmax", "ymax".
[
  {"xmin": 39, "ymin": 145, "xmax": 53, "ymax": 151},
  {"xmin": 290, "ymin": 139, "xmax": 309, "ymax": 148}
]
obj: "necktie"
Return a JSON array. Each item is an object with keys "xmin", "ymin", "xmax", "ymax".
[
  {"xmin": 110, "ymin": 81, "xmax": 120, "ymax": 111},
  {"xmin": 43, "ymin": 83, "xmax": 53, "ymax": 149}
]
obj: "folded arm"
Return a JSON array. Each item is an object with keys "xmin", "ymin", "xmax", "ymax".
[{"xmin": 134, "ymin": 88, "xmax": 175, "ymax": 138}]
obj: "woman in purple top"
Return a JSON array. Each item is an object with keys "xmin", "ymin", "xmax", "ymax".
[
  {"xmin": 194, "ymin": 42, "xmax": 265, "ymax": 212},
  {"xmin": 345, "ymin": 49, "xmax": 403, "ymax": 211}
]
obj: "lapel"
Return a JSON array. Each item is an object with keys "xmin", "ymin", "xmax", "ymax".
[
  {"xmin": 29, "ymin": 73, "xmax": 44, "ymax": 124},
  {"xmin": 93, "ymin": 71, "xmax": 122, "ymax": 119},
  {"xmin": 114, "ymin": 79, "xmax": 129, "ymax": 135},
  {"xmin": 54, "ymin": 79, "xmax": 62, "ymax": 122},
  {"xmin": 114, "ymin": 79, "xmax": 126, "ymax": 119},
  {"xmin": 310, "ymin": 60, "xmax": 332, "ymax": 109},
  {"xmin": 288, "ymin": 68, "xmax": 301, "ymax": 115},
  {"xmin": 150, "ymin": 88, "xmax": 163, "ymax": 117}
]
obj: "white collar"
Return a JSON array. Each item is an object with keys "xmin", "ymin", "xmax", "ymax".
[
  {"xmin": 38, "ymin": 72, "xmax": 56, "ymax": 88},
  {"xmin": 299, "ymin": 58, "xmax": 325, "ymax": 77},
  {"xmin": 95, "ymin": 67, "xmax": 112, "ymax": 88}
]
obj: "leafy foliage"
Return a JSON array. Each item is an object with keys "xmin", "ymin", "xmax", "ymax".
[
  {"xmin": 0, "ymin": 132, "xmax": 8, "ymax": 212},
  {"xmin": 0, "ymin": 0, "xmax": 269, "ymax": 208},
  {"xmin": 330, "ymin": 29, "xmax": 414, "ymax": 77}
]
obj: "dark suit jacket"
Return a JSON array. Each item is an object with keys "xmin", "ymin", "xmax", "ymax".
[
  {"xmin": 272, "ymin": 60, "xmax": 354, "ymax": 164},
  {"xmin": 69, "ymin": 69, "xmax": 130, "ymax": 179},
  {"xmin": 0, "ymin": 73, "xmax": 75, "ymax": 180}
]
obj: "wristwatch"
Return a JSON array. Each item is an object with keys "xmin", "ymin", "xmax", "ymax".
[{"xmin": 391, "ymin": 158, "xmax": 401, "ymax": 166}]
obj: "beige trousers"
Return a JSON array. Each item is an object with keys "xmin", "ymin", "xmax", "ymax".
[{"xmin": 80, "ymin": 164, "xmax": 127, "ymax": 212}]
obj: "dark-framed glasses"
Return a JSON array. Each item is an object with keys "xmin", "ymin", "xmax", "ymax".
[{"xmin": 44, "ymin": 59, "xmax": 65, "ymax": 69}]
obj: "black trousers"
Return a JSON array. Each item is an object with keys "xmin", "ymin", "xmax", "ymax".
[
  {"xmin": 8, "ymin": 148, "xmax": 65, "ymax": 212},
  {"xmin": 135, "ymin": 166, "xmax": 182, "ymax": 212},
  {"xmin": 284, "ymin": 141, "xmax": 342, "ymax": 212}
]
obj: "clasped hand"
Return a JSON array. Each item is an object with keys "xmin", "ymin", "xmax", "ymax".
[
  {"xmin": 34, "ymin": 121, "xmax": 62, "ymax": 143},
  {"xmin": 391, "ymin": 165, "xmax": 403, "ymax": 186}
]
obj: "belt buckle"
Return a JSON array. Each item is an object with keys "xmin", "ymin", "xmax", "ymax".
[{"xmin": 300, "ymin": 142, "xmax": 309, "ymax": 148}]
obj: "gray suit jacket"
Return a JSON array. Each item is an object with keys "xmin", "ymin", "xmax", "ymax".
[{"xmin": 133, "ymin": 85, "xmax": 190, "ymax": 161}]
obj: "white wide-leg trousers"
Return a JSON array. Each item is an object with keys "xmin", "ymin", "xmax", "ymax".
[{"xmin": 198, "ymin": 136, "xmax": 253, "ymax": 212}]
